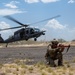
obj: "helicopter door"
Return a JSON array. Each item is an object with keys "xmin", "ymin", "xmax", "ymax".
[
  {"xmin": 19, "ymin": 29, "xmax": 25, "ymax": 39},
  {"xmin": 20, "ymin": 31, "xmax": 24, "ymax": 38}
]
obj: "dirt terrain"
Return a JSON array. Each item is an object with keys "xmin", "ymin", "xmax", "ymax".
[
  {"xmin": 0, "ymin": 46, "xmax": 75, "ymax": 75},
  {"xmin": 0, "ymin": 46, "xmax": 75, "ymax": 64}
]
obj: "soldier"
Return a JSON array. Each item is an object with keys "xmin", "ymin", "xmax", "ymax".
[{"xmin": 45, "ymin": 39, "xmax": 64, "ymax": 67}]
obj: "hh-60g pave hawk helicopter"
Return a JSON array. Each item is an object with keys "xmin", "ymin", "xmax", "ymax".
[{"xmin": 0, "ymin": 15, "xmax": 60, "ymax": 44}]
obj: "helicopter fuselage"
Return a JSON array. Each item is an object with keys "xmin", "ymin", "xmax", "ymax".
[{"xmin": 3, "ymin": 27, "xmax": 45, "ymax": 43}]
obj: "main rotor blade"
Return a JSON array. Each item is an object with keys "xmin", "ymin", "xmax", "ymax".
[
  {"xmin": 0, "ymin": 26, "xmax": 23, "ymax": 31},
  {"xmin": 4, "ymin": 16, "xmax": 28, "ymax": 27},
  {"xmin": 30, "ymin": 15, "xmax": 60, "ymax": 25}
]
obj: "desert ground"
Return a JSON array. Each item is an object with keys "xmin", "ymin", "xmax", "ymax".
[{"xmin": 0, "ymin": 45, "xmax": 75, "ymax": 75}]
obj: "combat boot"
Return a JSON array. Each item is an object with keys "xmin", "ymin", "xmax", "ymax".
[{"xmin": 58, "ymin": 60, "xmax": 63, "ymax": 66}]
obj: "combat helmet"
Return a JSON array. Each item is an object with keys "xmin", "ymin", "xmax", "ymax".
[{"xmin": 51, "ymin": 38, "xmax": 59, "ymax": 45}]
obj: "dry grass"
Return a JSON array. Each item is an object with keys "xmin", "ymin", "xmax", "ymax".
[{"xmin": 0, "ymin": 59, "xmax": 75, "ymax": 75}]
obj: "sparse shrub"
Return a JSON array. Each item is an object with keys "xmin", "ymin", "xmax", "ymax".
[
  {"xmin": 39, "ymin": 64, "xmax": 46, "ymax": 70},
  {"xmin": 41, "ymin": 71, "xmax": 47, "ymax": 75},
  {"xmin": 62, "ymin": 71, "xmax": 66, "ymax": 74},
  {"xmin": 67, "ymin": 64, "xmax": 70, "ymax": 68},
  {"xmin": 47, "ymin": 67, "xmax": 53, "ymax": 73},
  {"xmin": 0, "ymin": 73, "xmax": 6, "ymax": 75},
  {"xmin": 36, "ymin": 62, "xmax": 45, "ymax": 68},
  {"xmin": 52, "ymin": 72, "xmax": 57, "ymax": 75},
  {"xmin": 5, "ymin": 68, "xmax": 11, "ymax": 73},
  {"xmin": 16, "ymin": 67, "xmax": 19, "ymax": 71},
  {"xmin": 62, "ymin": 66, "xmax": 67, "ymax": 70},
  {"xmin": 0, "ymin": 63, "xmax": 3, "ymax": 69},
  {"xmin": 20, "ymin": 69, "xmax": 26, "ymax": 74},
  {"xmin": 28, "ymin": 66, "xmax": 34, "ymax": 73},
  {"xmin": 9, "ymin": 63, "xmax": 17, "ymax": 68},
  {"xmin": 64, "ymin": 61, "xmax": 69, "ymax": 64},
  {"xmin": 69, "ymin": 72, "xmax": 74, "ymax": 75},
  {"xmin": 20, "ymin": 64, "xmax": 28, "ymax": 68},
  {"xmin": 14, "ymin": 59, "xmax": 21, "ymax": 64},
  {"xmin": 13, "ymin": 70, "xmax": 18, "ymax": 75},
  {"xmin": 72, "ymin": 59, "xmax": 75, "ymax": 63}
]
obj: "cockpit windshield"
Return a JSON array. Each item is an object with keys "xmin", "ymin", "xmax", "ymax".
[{"xmin": 34, "ymin": 28, "xmax": 40, "ymax": 32}]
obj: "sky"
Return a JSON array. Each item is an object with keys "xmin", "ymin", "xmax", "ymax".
[{"xmin": 0, "ymin": 0, "xmax": 75, "ymax": 41}]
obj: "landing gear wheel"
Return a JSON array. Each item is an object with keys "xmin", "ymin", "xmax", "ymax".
[
  {"xmin": 34, "ymin": 38, "xmax": 37, "ymax": 41},
  {"xmin": 26, "ymin": 39, "xmax": 28, "ymax": 41},
  {"xmin": 25, "ymin": 37, "xmax": 28, "ymax": 41}
]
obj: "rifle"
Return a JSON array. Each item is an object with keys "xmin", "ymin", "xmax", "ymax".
[{"xmin": 57, "ymin": 44, "xmax": 70, "ymax": 53}]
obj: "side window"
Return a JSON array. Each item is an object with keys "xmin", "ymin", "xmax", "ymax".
[
  {"xmin": 20, "ymin": 31, "xmax": 24, "ymax": 38},
  {"xmin": 26, "ymin": 30, "xmax": 29, "ymax": 34},
  {"xmin": 30, "ymin": 29, "xmax": 34, "ymax": 34}
]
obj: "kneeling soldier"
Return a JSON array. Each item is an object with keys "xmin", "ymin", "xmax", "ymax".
[{"xmin": 45, "ymin": 39, "xmax": 65, "ymax": 67}]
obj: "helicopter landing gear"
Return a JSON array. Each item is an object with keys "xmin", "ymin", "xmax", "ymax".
[
  {"xmin": 34, "ymin": 38, "xmax": 37, "ymax": 41},
  {"xmin": 25, "ymin": 37, "xmax": 28, "ymax": 41}
]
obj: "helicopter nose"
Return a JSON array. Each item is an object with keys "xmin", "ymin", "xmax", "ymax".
[
  {"xmin": 42, "ymin": 32, "xmax": 45, "ymax": 35},
  {"xmin": 42, "ymin": 31, "xmax": 46, "ymax": 35},
  {"xmin": 42, "ymin": 33, "xmax": 45, "ymax": 35}
]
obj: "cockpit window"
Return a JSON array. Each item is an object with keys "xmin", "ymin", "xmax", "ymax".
[
  {"xmin": 30, "ymin": 29, "xmax": 34, "ymax": 34},
  {"xmin": 34, "ymin": 28, "xmax": 40, "ymax": 32}
]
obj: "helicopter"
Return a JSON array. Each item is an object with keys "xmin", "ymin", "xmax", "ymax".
[{"xmin": 0, "ymin": 15, "xmax": 60, "ymax": 44}]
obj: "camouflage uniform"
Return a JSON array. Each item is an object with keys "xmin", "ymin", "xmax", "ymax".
[{"xmin": 45, "ymin": 39, "xmax": 64, "ymax": 67}]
